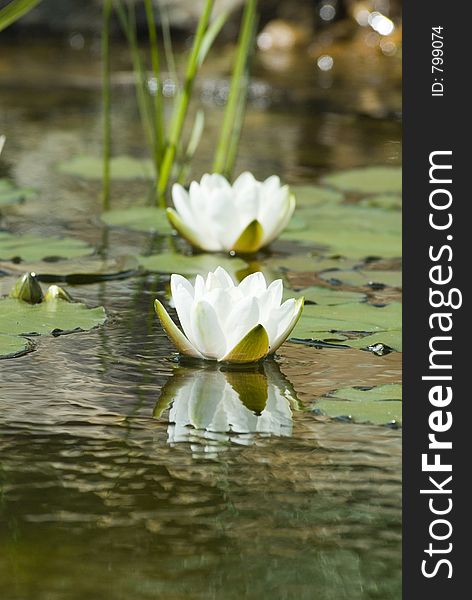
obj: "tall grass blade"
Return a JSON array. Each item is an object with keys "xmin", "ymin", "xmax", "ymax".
[
  {"xmin": 114, "ymin": 0, "xmax": 157, "ymax": 171},
  {"xmin": 159, "ymin": 2, "xmax": 178, "ymax": 85},
  {"xmin": 222, "ymin": 13, "xmax": 258, "ymax": 178},
  {"xmin": 212, "ymin": 0, "xmax": 257, "ymax": 176},
  {"xmin": 177, "ymin": 109, "xmax": 205, "ymax": 184},
  {"xmin": 0, "ymin": 0, "xmax": 41, "ymax": 32},
  {"xmin": 198, "ymin": 9, "xmax": 230, "ymax": 66},
  {"xmin": 144, "ymin": 0, "xmax": 165, "ymax": 172},
  {"xmin": 157, "ymin": 0, "xmax": 214, "ymax": 205},
  {"xmin": 101, "ymin": 0, "xmax": 113, "ymax": 211}
]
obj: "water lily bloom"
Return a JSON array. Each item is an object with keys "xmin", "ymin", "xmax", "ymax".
[
  {"xmin": 154, "ymin": 267, "xmax": 304, "ymax": 363},
  {"xmin": 167, "ymin": 172, "xmax": 295, "ymax": 253}
]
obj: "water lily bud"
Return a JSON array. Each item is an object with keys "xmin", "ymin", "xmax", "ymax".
[
  {"xmin": 44, "ymin": 285, "xmax": 73, "ymax": 303},
  {"xmin": 154, "ymin": 266, "xmax": 304, "ymax": 363},
  {"xmin": 167, "ymin": 172, "xmax": 296, "ymax": 254},
  {"xmin": 10, "ymin": 272, "xmax": 44, "ymax": 304}
]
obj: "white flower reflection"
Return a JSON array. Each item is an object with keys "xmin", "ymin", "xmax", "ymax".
[{"xmin": 153, "ymin": 361, "xmax": 299, "ymax": 453}]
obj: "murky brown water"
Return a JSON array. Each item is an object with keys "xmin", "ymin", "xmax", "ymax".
[{"xmin": 1, "ymin": 36, "xmax": 401, "ymax": 599}]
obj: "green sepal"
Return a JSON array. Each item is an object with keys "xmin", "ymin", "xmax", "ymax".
[
  {"xmin": 44, "ymin": 285, "xmax": 73, "ymax": 303},
  {"xmin": 9, "ymin": 272, "xmax": 44, "ymax": 304},
  {"xmin": 231, "ymin": 219, "xmax": 264, "ymax": 254},
  {"xmin": 166, "ymin": 208, "xmax": 206, "ymax": 251},
  {"xmin": 154, "ymin": 299, "xmax": 203, "ymax": 359},
  {"xmin": 222, "ymin": 324, "xmax": 269, "ymax": 364}
]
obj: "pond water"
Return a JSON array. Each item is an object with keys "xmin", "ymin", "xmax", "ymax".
[{"xmin": 0, "ymin": 38, "xmax": 401, "ymax": 599}]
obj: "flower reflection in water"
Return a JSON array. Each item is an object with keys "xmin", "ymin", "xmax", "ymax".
[{"xmin": 153, "ymin": 360, "xmax": 300, "ymax": 453}]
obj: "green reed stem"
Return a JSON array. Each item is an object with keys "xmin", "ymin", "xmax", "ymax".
[
  {"xmin": 213, "ymin": 0, "xmax": 257, "ymax": 175},
  {"xmin": 159, "ymin": 2, "xmax": 178, "ymax": 85},
  {"xmin": 0, "ymin": 0, "xmax": 41, "ymax": 32},
  {"xmin": 101, "ymin": 0, "xmax": 112, "ymax": 211},
  {"xmin": 157, "ymin": 0, "xmax": 214, "ymax": 205},
  {"xmin": 222, "ymin": 13, "xmax": 258, "ymax": 178},
  {"xmin": 114, "ymin": 0, "xmax": 156, "ymax": 169},
  {"xmin": 144, "ymin": 0, "xmax": 165, "ymax": 171}
]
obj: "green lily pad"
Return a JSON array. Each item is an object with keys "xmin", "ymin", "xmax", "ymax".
[
  {"xmin": 315, "ymin": 399, "xmax": 402, "ymax": 425},
  {"xmin": 0, "ymin": 179, "xmax": 36, "ymax": 206},
  {"xmin": 291, "ymin": 185, "xmax": 344, "ymax": 207},
  {"xmin": 0, "ymin": 297, "xmax": 107, "ymax": 336},
  {"xmin": 0, "ymin": 232, "xmax": 93, "ymax": 262},
  {"xmin": 315, "ymin": 383, "xmax": 402, "ymax": 425},
  {"xmin": 0, "ymin": 334, "xmax": 34, "ymax": 359},
  {"xmin": 348, "ymin": 330, "xmax": 402, "ymax": 352},
  {"xmin": 282, "ymin": 204, "xmax": 401, "ymax": 259},
  {"xmin": 293, "ymin": 301, "xmax": 401, "ymax": 338},
  {"xmin": 0, "ymin": 255, "xmax": 139, "ymax": 283},
  {"xmin": 264, "ymin": 255, "xmax": 357, "ymax": 274},
  {"xmin": 101, "ymin": 206, "xmax": 172, "ymax": 234},
  {"xmin": 287, "ymin": 286, "xmax": 366, "ymax": 306},
  {"xmin": 320, "ymin": 269, "xmax": 402, "ymax": 289},
  {"xmin": 138, "ymin": 252, "xmax": 248, "ymax": 277},
  {"xmin": 321, "ymin": 166, "xmax": 402, "ymax": 195},
  {"xmin": 359, "ymin": 194, "xmax": 402, "ymax": 210},
  {"xmin": 330, "ymin": 384, "xmax": 402, "ymax": 402},
  {"xmin": 57, "ymin": 155, "xmax": 154, "ymax": 180}
]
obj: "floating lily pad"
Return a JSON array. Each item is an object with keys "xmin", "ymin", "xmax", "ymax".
[
  {"xmin": 0, "ymin": 232, "xmax": 93, "ymax": 262},
  {"xmin": 320, "ymin": 269, "xmax": 402, "ymax": 289},
  {"xmin": 287, "ymin": 286, "xmax": 366, "ymax": 306},
  {"xmin": 321, "ymin": 166, "xmax": 402, "ymax": 195},
  {"xmin": 0, "ymin": 255, "xmax": 139, "ymax": 283},
  {"xmin": 315, "ymin": 399, "xmax": 402, "ymax": 425},
  {"xmin": 282, "ymin": 204, "xmax": 401, "ymax": 258},
  {"xmin": 291, "ymin": 185, "xmax": 344, "ymax": 207},
  {"xmin": 315, "ymin": 383, "xmax": 402, "ymax": 425},
  {"xmin": 57, "ymin": 155, "xmax": 154, "ymax": 180},
  {"xmin": 101, "ymin": 206, "xmax": 172, "ymax": 234},
  {"xmin": 264, "ymin": 255, "xmax": 357, "ymax": 274},
  {"xmin": 0, "ymin": 297, "xmax": 106, "ymax": 336},
  {"xmin": 359, "ymin": 194, "xmax": 402, "ymax": 210},
  {"xmin": 330, "ymin": 384, "xmax": 402, "ymax": 402},
  {"xmin": 293, "ymin": 302, "xmax": 401, "ymax": 338},
  {"xmin": 0, "ymin": 179, "xmax": 36, "ymax": 206},
  {"xmin": 0, "ymin": 334, "xmax": 34, "ymax": 359},
  {"xmin": 348, "ymin": 330, "xmax": 402, "ymax": 352},
  {"xmin": 138, "ymin": 252, "xmax": 247, "ymax": 277}
]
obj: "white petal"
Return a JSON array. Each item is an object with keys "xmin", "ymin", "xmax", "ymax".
[
  {"xmin": 224, "ymin": 296, "xmax": 260, "ymax": 351},
  {"xmin": 204, "ymin": 288, "xmax": 231, "ymax": 328},
  {"xmin": 263, "ymin": 191, "xmax": 296, "ymax": 245},
  {"xmin": 212, "ymin": 266, "xmax": 235, "ymax": 289},
  {"xmin": 259, "ymin": 185, "xmax": 291, "ymax": 243},
  {"xmin": 234, "ymin": 186, "xmax": 259, "ymax": 232},
  {"xmin": 233, "ymin": 171, "xmax": 257, "ymax": 194},
  {"xmin": 170, "ymin": 273, "xmax": 194, "ymax": 299},
  {"xmin": 194, "ymin": 275, "xmax": 205, "ymax": 300},
  {"xmin": 262, "ymin": 175, "xmax": 281, "ymax": 194},
  {"xmin": 258, "ymin": 279, "xmax": 283, "ymax": 314},
  {"xmin": 269, "ymin": 298, "xmax": 303, "ymax": 353},
  {"xmin": 172, "ymin": 184, "xmax": 194, "ymax": 225},
  {"xmin": 206, "ymin": 188, "xmax": 242, "ymax": 249},
  {"xmin": 191, "ymin": 300, "xmax": 227, "ymax": 359},
  {"xmin": 201, "ymin": 173, "xmax": 231, "ymax": 191},
  {"xmin": 263, "ymin": 298, "xmax": 296, "ymax": 347},
  {"xmin": 170, "ymin": 276, "xmax": 198, "ymax": 347},
  {"xmin": 187, "ymin": 182, "xmax": 222, "ymax": 249},
  {"xmin": 238, "ymin": 272, "xmax": 267, "ymax": 297}
]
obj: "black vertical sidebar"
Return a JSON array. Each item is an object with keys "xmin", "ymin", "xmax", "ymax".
[{"xmin": 403, "ymin": 2, "xmax": 469, "ymax": 598}]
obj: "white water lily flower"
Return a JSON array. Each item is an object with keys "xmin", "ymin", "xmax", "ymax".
[
  {"xmin": 167, "ymin": 172, "xmax": 295, "ymax": 253},
  {"xmin": 154, "ymin": 266, "xmax": 304, "ymax": 363}
]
